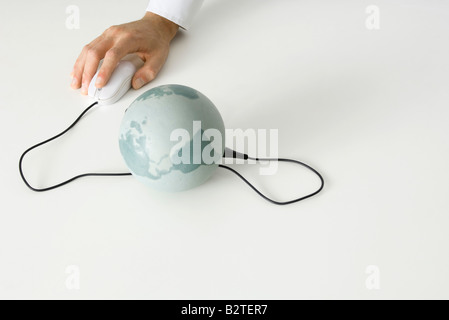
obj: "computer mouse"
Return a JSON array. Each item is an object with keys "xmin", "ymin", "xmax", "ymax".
[{"xmin": 88, "ymin": 60, "xmax": 137, "ymax": 105}]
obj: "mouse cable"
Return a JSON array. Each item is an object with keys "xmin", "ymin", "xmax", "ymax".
[
  {"xmin": 219, "ymin": 148, "xmax": 324, "ymax": 205},
  {"xmin": 19, "ymin": 101, "xmax": 324, "ymax": 205},
  {"xmin": 18, "ymin": 101, "xmax": 132, "ymax": 192}
]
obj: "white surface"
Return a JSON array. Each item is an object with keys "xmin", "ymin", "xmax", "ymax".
[{"xmin": 1, "ymin": 0, "xmax": 449, "ymax": 299}]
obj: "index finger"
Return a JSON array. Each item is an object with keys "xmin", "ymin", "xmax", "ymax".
[
  {"xmin": 94, "ymin": 45, "xmax": 129, "ymax": 88},
  {"xmin": 80, "ymin": 40, "xmax": 112, "ymax": 94}
]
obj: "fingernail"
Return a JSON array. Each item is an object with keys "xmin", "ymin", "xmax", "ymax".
[
  {"xmin": 81, "ymin": 83, "xmax": 88, "ymax": 95},
  {"xmin": 71, "ymin": 77, "xmax": 77, "ymax": 88},
  {"xmin": 135, "ymin": 78, "xmax": 145, "ymax": 89},
  {"xmin": 95, "ymin": 76, "xmax": 103, "ymax": 87}
]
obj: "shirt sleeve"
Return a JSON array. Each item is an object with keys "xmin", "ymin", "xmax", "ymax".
[{"xmin": 146, "ymin": 0, "xmax": 204, "ymax": 30}]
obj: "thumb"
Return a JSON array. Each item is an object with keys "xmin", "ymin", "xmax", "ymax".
[{"xmin": 132, "ymin": 56, "xmax": 162, "ymax": 89}]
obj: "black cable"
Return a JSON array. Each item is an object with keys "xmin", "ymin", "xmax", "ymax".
[
  {"xmin": 18, "ymin": 101, "xmax": 131, "ymax": 192},
  {"xmin": 219, "ymin": 148, "xmax": 324, "ymax": 205},
  {"xmin": 19, "ymin": 102, "xmax": 324, "ymax": 204}
]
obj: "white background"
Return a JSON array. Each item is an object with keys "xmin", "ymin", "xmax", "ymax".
[{"xmin": 1, "ymin": 0, "xmax": 448, "ymax": 299}]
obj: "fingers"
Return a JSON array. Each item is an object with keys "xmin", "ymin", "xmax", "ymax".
[
  {"xmin": 71, "ymin": 18, "xmax": 174, "ymax": 94},
  {"xmin": 132, "ymin": 53, "xmax": 167, "ymax": 89},
  {"xmin": 79, "ymin": 40, "xmax": 112, "ymax": 95},
  {"xmin": 70, "ymin": 35, "xmax": 112, "ymax": 94},
  {"xmin": 70, "ymin": 28, "xmax": 132, "ymax": 93},
  {"xmin": 71, "ymin": 43, "xmax": 91, "ymax": 90},
  {"xmin": 71, "ymin": 36, "xmax": 104, "ymax": 89},
  {"xmin": 95, "ymin": 44, "xmax": 128, "ymax": 88}
]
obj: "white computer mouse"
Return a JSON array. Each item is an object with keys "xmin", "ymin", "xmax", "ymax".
[{"xmin": 88, "ymin": 60, "xmax": 137, "ymax": 105}]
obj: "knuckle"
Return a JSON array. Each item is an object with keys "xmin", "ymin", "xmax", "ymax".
[
  {"xmin": 146, "ymin": 67, "xmax": 157, "ymax": 80},
  {"xmin": 86, "ymin": 47, "xmax": 100, "ymax": 60},
  {"xmin": 105, "ymin": 25, "xmax": 133, "ymax": 41},
  {"xmin": 120, "ymin": 31, "xmax": 133, "ymax": 41},
  {"xmin": 105, "ymin": 48, "xmax": 118, "ymax": 60},
  {"xmin": 82, "ymin": 44, "xmax": 91, "ymax": 53},
  {"xmin": 106, "ymin": 25, "xmax": 119, "ymax": 35}
]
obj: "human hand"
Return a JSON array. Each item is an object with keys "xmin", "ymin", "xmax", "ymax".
[{"xmin": 70, "ymin": 12, "xmax": 179, "ymax": 94}]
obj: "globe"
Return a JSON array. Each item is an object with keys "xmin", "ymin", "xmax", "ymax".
[{"xmin": 119, "ymin": 84, "xmax": 225, "ymax": 192}]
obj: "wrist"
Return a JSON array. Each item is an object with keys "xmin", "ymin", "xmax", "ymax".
[{"xmin": 142, "ymin": 11, "xmax": 179, "ymax": 42}]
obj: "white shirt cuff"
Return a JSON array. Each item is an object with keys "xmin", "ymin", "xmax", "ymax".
[{"xmin": 146, "ymin": 0, "xmax": 204, "ymax": 30}]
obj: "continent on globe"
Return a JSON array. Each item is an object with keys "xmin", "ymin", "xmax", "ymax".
[{"xmin": 119, "ymin": 84, "xmax": 225, "ymax": 192}]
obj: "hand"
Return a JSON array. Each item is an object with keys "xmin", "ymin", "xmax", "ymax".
[{"xmin": 70, "ymin": 12, "xmax": 179, "ymax": 94}]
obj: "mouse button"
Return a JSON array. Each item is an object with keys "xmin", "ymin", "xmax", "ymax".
[
  {"xmin": 116, "ymin": 60, "xmax": 138, "ymax": 76},
  {"xmin": 98, "ymin": 75, "xmax": 132, "ymax": 105}
]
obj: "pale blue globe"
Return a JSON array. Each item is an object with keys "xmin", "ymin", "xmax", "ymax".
[{"xmin": 119, "ymin": 84, "xmax": 225, "ymax": 192}]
